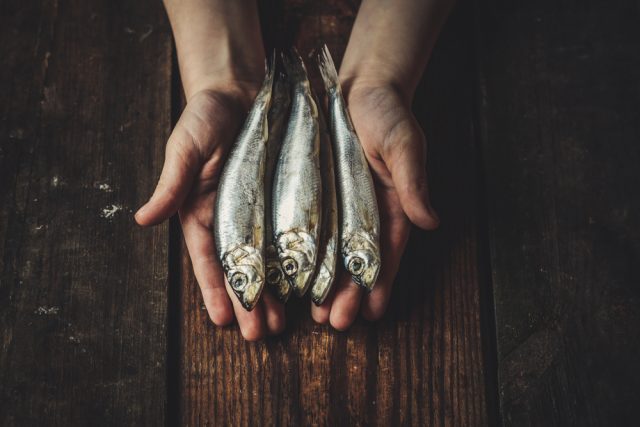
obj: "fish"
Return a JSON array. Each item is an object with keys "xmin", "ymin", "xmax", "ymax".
[
  {"xmin": 310, "ymin": 96, "xmax": 339, "ymax": 305},
  {"xmin": 318, "ymin": 45, "xmax": 381, "ymax": 290},
  {"xmin": 213, "ymin": 58, "xmax": 275, "ymax": 310},
  {"xmin": 272, "ymin": 50, "xmax": 322, "ymax": 297},
  {"xmin": 264, "ymin": 73, "xmax": 293, "ymax": 302}
]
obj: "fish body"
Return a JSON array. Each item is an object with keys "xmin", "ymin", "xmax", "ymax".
[
  {"xmin": 272, "ymin": 51, "xmax": 322, "ymax": 297},
  {"xmin": 318, "ymin": 45, "xmax": 381, "ymax": 290},
  {"xmin": 310, "ymin": 98, "xmax": 339, "ymax": 305},
  {"xmin": 264, "ymin": 75, "xmax": 293, "ymax": 302},
  {"xmin": 214, "ymin": 61, "xmax": 275, "ymax": 310}
]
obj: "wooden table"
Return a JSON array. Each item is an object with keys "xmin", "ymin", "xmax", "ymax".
[{"xmin": 1, "ymin": 0, "xmax": 638, "ymax": 425}]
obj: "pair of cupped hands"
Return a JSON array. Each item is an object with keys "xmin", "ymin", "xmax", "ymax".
[{"xmin": 134, "ymin": 53, "xmax": 440, "ymax": 341}]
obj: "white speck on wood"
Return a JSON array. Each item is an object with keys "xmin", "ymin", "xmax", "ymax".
[
  {"xmin": 34, "ymin": 306, "xmax": 60, "ymax": 315},
  {"xmin": 139, "ymin": 25, "xmax": 153, "ymax": 42},
  {"xmin": 94, "ymin": 181, "xmax": 113, "ymax": 192},
  {"xmin": 101, "ymin": 204, "xmax": 123, "ymax": 219}
]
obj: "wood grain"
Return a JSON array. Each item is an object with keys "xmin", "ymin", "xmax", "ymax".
[
  {"xmin": 476, "ymin": 0, "xmax": 640, "ymax": 425},
  {"xmin": 176, "ymin": 1, "xmax": 494, "ymax": 425},
  {"xmin": 0, "ymin": 0, "xmax": 172, "ymax": 425}
]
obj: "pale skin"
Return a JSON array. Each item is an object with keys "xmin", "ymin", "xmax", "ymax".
[{"xmin": 135, "ymin": 0, "xmax": 454, "ymax": 340}]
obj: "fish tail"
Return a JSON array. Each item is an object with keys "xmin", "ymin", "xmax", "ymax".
[
  {"xmin": 317, "ymin": 44, "xmax": 339, "ymax": 92},
  {"xmin": 281, "ymin": 48, "xmax": 309, "ymax": 82},
  {"xmin": 259, "ymin": 50, "xmax": 276, "ymax": 102}
]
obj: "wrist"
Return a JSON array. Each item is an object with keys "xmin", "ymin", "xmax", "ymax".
[
  {"xmin": 180, "ymin": 53, "xmax": 264, "ymax": 103},
  {"xmin": 339, "ymin": 55, "xmax": 422, "ymax": 103},
  {"xmin": 339, "ymin": 74, "xmax": 414, "ymax": 107},
  {"xmin": 163, "ymin": 0, "xmax": 265, "ymax": 100}
]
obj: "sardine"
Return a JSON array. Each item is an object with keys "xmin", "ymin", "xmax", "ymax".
[
  {"xmin": 318, "ymin": 45, "xmax": 381, "ymax": 290},
  {"xmin": 214, "ymin": 59, "xmax": 275, "ymax": 310},
  {"xmin": 310, "ymin": 97, "xmax": 339, "ymax": 305},
  {"xmin": 265, "ymin": 74, "xmax": 293, "ymax": 302},
  {"xmin": 272, "ymin": 50, "xmax": 322, "ymax": 297}
]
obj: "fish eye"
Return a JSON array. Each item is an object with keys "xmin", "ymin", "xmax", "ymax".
[
  {"xmin": 282, "ymin": 257, "xmax": 298, "ymax": 276},
  {"xmin": 266, "ymin": 268, "xmax": 282, "ymax": 285},
  {"xmin": 348, "ymin": 257, "xmax": 365, "ymax": 275},
  {"xmin": 230, "ymin": 272, "xmax": 248, "ymax": 291}
]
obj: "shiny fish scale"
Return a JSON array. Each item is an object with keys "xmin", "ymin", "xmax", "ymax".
[
  {"xmin": 214, "ymin": 61, "xmax": 274, "ymax": 310},
  {"xmin": 264, "ymin": 76, "xmax": 293, "ymax": 302},
  {"xmin": 272, "ymin": 51, "xmax": 322, "ymax": 297},
  {"xmin": 318, "ymin": 45, "xmax": 381, "ymax": 290}
]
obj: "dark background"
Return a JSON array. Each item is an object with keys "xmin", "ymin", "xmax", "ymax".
[{"xmin": 1, "ymin": 0, "xmax": 638, "ymax": 425}]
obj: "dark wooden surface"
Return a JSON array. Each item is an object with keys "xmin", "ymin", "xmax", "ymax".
[
  {"xmin": 476, "ymin": 0, "xmax": 640, "ymax": 425},
  {"xmin": 1, "ymin": 0, "xmax": 638, "ymax": 426},
  {"xmin": 176, "ymin": 1, "xmax": 492, "ymax": 426},
  {"xmin": 0, "ymin": 0, "xmax": 172, "ymax": 425}
]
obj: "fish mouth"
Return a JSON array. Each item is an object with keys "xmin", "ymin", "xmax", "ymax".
[
  {"xmin": 222, "ymin": 245, "xmax": 265, "ymax": 311},
  {"xmin": 346, "ymin": 256, "xmax": 380, "ymax": 291},
  {"xmin": 230, "ymin": 278, "xmax": 263, "ymax": 311},
  {"xmin": 231, "ymin": 275, "xmax": 263, "ymax": 311},
  {"xmin": 288, "ymin": 268, "xmax": 314, "ymax": 297},
  {"xmin": 275, "ymin": 231, "xmax": 318, "ymax": 297}
]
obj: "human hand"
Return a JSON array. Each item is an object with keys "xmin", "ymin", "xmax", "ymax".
[
  {"xmin": 135, "ymin": 83, "xmax": 286, "ymax": 341},
  {"xmin": 311, "ymin": 82, "xmax": 439, "ymax": 329}
]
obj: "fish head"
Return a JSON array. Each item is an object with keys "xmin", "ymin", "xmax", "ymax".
[
  {"xmin": 276, "ymin": 230, "xmax": 317, "ymax": 296},
  {"xmin": 265, "ymin": 245, "xmax": 292, "ymax": 302},
  {"xmin": 222, "ymin": 245, "xmax": 265, "ymax": 310},
  {"xmin": 343, "ymin": 232, "xmax": 381, "ymax": 291}
]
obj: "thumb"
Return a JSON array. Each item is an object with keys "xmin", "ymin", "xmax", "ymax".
[
  {"xmin": 135, "ymin": 128, "xmax": 201, "ymax": 227},
  {"xmin": 383, "ymin": 117, "xmax": 439, "ymax": 230}
]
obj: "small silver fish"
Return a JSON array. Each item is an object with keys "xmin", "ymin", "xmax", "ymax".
[
  {"xmin": 272, "ymin": 50, "xmax": 322, "ymax": 297},
  {"xmin": 318, "ymin": 45, "xmax": 381, "ymax": 290},
  {"xmin": 265, "ymin": 74, "xmax": 293, "ymax": 302},
  {"xmin": 310, "ymin": 97, "xmax": 339, "ymax": 305},
  {"xmin": 214, "ymin": 59, "xmax": 275, "ymax": 310}
]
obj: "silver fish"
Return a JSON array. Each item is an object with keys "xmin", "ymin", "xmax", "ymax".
[
  {"xmin": 214, "ymin": 60, "xmax": 275, "ymax": 310},
  {"xmin": 265, "ymin": 74, "xmax": 293, "ymax": 302},
  {"xmin": 318, "ymin": 45, "xmax": 381, "ymax": 290},
  {"xmin": 272, "ymin": 50, "xmax": 322, "ymax": 297},
  {"xmin": 310, "ymin": 97, "xmax": 339, "ymax": 305}
]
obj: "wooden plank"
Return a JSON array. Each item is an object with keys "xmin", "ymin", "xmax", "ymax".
[
  {"xmin": 177, "ymin": 1, "xmax": 494, "ymax": 425},
  {"xmin": 0, "ymin": 0, "xmax": 172, "ymax": 425},
  {"xmin": 476, "ymin": 0, "xmax": 640, "ymax": 425}
]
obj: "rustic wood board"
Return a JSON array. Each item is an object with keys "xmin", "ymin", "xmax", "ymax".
[
  {"xmin": 176, "ymin": 1, "xmax": 494, "ymax": 425},
  {"xmin": 476, "ymin": 0, "xmax": 640, "ymax": 425},
  {"xmin": 0, "ymin": 0, "xmax": 172, "ymax": 425}
]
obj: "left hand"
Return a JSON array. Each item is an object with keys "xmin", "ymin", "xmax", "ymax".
[{"xmin": 311, "ymin": 82, "xmax": 439, "ymax": 329}]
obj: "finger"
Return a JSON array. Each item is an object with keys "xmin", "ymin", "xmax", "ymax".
[
  {"xmin": 135, "ymin": 125, "xmax": 202, "ymax": 226},
  {"xmin": 329, "ymin": 272, "xmax": 364, "ymax": 331},
  {"xmin": 135, "ymin": 123, "xmax": 203, "ymax": 226},
  {"xmin": 311, "ymin": 283, "xmax": 336, "ymax": 324},
  {"xmin": 361, "ymin": 187, "xmax": 411, "ymax": 321},
  {"xmin": 261, "ymin": 291, "xmax": 286, "ymax": 335},
  {"xmin": 225, "ymin": 278, "xmax": 267, "ymax": 341},
  {"xmin": 180, "ymin": 210, "xmax": 234, "ymax": 326},
  {"xmin": 383, "ymin": 117, "xmax": 439, "ymax": 230}
]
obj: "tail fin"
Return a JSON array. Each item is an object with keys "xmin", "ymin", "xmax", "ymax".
[
  {"xmin": 259, "ymin": 50, "xmax": 276, "ymax": 100},
  {"xmin": 281, "ymin": 48, "xmax": 309, "ymax": 83},
  {"xmin": 317, "ymin": 44, "xmax": 339, "ymax": 91}
]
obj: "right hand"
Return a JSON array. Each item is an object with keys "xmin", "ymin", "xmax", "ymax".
[{"xmin": 135, "ymin": 83, "xmax": 286, "ymax": 341}]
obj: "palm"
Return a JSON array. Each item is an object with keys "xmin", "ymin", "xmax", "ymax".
[
  {"xmin": 311, "ymin": 85, "xmax": 438, "ymax": 328},
  {"xmin": 136, "ymin": 88, "xmax": 286, "ymax": 340}
]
